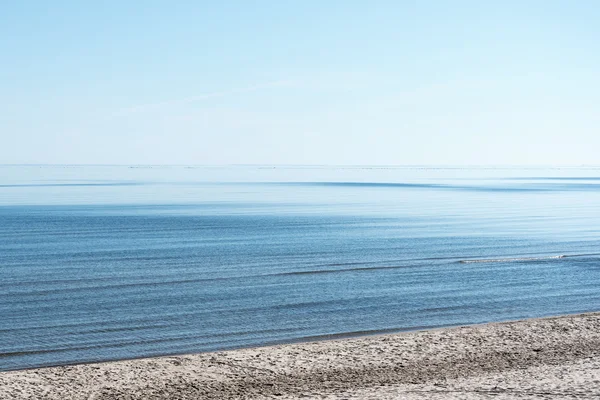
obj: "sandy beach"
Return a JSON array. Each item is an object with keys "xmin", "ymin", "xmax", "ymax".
[{"xmin": 1, "ymin": 312, "xmax": 599, "ymax": 399}]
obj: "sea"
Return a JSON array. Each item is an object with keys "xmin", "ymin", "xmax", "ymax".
[{"xmin": 1, "ymin": 165, "xmax": 600, "ymax": 371}]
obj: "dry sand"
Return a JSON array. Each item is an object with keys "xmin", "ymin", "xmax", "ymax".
[{"xmin": 1, "ymin": 313, "xmax": 600, "ymax": 399}]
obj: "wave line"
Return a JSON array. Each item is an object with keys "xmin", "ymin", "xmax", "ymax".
[{"xmin": 460, "ymin": 255, "xmax": 566, "ymax": 264}]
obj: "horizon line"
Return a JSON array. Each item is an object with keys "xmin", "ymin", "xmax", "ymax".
[{"xmin": 1, "ymin": 163, "xmax": 600, "ymax": 168}]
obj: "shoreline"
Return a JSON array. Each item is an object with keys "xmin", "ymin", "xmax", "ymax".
[
  {"xmin": 1, "ymin": 312, "xmax": 600, "ymax": 399},
  {"xmin": 4, "ymin": 311, "xmax": 591, "ymax": 374}
]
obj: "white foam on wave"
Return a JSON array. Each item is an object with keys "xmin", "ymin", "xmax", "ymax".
[{"xmin": 460, "ymin": 255, "xmax": 566, "ymax": 264}]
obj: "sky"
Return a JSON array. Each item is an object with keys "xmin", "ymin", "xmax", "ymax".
[{"xmin": 1, "ymin": 1, "xmax": 599, "ymax": 166}]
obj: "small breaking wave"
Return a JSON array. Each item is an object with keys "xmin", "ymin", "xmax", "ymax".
[{"xmin": 459, "ymin": 255, "xmax": 566, "ymax": 264}]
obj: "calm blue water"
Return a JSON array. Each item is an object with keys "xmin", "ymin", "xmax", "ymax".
[{"xmin": 1, "ymin": 165, "xmax": 600, "ymax": 371}]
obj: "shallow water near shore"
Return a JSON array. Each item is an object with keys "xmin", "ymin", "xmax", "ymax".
[{"xmin": 1, "ymin": 165, "xmax": 600, "ymax": 371}]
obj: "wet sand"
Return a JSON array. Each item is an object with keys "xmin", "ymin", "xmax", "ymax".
[{"xmin": 1, "ymin": 312, "xmax": 599, "ymax": 399}]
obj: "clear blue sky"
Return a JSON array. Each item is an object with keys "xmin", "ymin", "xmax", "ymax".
[{"xmin": 1, "ymin": 1, "xmax": 599, "ymax": 165}]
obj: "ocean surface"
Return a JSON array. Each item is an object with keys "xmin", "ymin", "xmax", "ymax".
[{"xmin": 1, "ymin": 165, "xmax": 600, "ymax": 371}]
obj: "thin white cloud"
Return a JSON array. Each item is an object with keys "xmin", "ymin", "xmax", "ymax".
[{"xmin": 110, "ymin": 80, "xmax": 294, "ymax": 118}]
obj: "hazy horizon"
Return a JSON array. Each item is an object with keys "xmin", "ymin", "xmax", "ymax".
[{"xmin": 2, "ymin": 163, "xmax": 600, "ymax": 168}]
